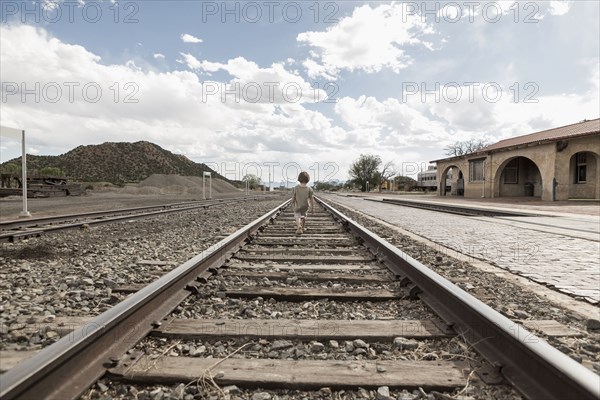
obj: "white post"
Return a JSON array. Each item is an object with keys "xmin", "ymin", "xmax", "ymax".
[
  {"xmin": 204, "ymin": 171, "xmax": 212, "ymax": 199},
  {"xmin": 202, "ymin": 174, "xmax": 206, "ymax": 200},
  {"xmin": 19, "ymin": 130, "xmax": 31, "ymax": 218}
]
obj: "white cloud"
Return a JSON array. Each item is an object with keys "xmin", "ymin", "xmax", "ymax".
[
  {"xmin": 548, "ymin": 1, "xmax": 572, "ymax": 16},
  {"xmin": 180, "ymin": 33, "xmax": 203, "ymax": 43},
  {"xmin": 0, "ymin": 25, "xmax": 345, "ymax": 181},
  {"xmin": 333, "ymin": 69, "xmax": 599, "ymax": 158},
  {"xmin": 153, "ymin": 53, "xmax": 165, "ymax": 60},
  {"xmin": 297, "ymin": 3, "xmax": 434, "ymax": 79},
  {"xmin": 180, "ymin": 56, "xmax": 328, "ymax": 104},
  {"xmin": 179, "ymin": 52, "xmax": 202, "ymax": 70}
]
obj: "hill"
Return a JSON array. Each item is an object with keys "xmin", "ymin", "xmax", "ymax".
[{"xmin": 1, "ymin": 141, "xmax": 233, "ymax": 185}]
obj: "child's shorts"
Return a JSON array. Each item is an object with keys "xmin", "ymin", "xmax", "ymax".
[{"xmin": 294, "ymin": 210, "xmax": 307, "ymax": 219}]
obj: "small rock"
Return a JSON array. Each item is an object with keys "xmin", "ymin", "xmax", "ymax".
[
  {"xmin": 223, "ymin": 385, "xmax": 241, "ymax": 394},
  {"xmin": 103, "ymin": 278, "xmax": 117, "ymax": 288},
  {"xmin": 150, "ymin": 388, "xmax": 164, "ymax": 400},
  {"xmin": 353, "ymin": 348, "xmax": 367, "ymax": 355},
  {"xmin": 96, "ymin": 382, "xmax": 109, "ymax": 393},
  {"xmin": 271, "ymin": 340, "xmax": 294, "ymax": 351},
  {"xmin": 376, "ymin": 386, "xmax": 393, "ymax": 400},
  {"xmin": 582, "ymin": 343, "xmax": 600, "ymax": 353},
  {"xmin": 398, "ymin": 392, "xmax": 417, "ymax": 400},
  {"xmin": 245, "ymin": 309, "xmax": 258, "ymax": 318},
  {"xmin": 514, "ymin": 310, "xmax": 531, "ymax": 319},
  {"xmin": 129, "ymin": 386, "xmax": 139, "ymax": 397},
  {"xmin": 392, "ymin": 337, "xmax": 419, "ymax": 351},
  {"xmin": 586, "ymin": 319, "xmax": 600, "ymax": 332},
  {"xmin": 329, "ymin": 340, "xmax": 339, "ymax": 348},
  {"xmin": 358, "ymin": 388, "xmax": 370, "ymax": 398},
  {"xmin": 46, "ymin": 331, "xmax": 59, "ymax": 339},
  {"xmin": 189, "ymin": 345, "xmax": 206, "ymax": 357},
  {"xmin": 252, "ymin": 392, "xmax": 272, "ymax": 400},
  {"xmin": 311, "ymin": 342, "xmax": 325, "ymax": 353},
  {"xmin": 353, "ymin": 339, "xmax": 368, "ymax": 349},
  {"xmin": 81, "ymin": 278, "xmax": 94, "ymax": 286},
  {"xmin": 43, "ymin": 315, "xmax": 56, "ymax": 323},
  {"xmin": 376, "ymin": 365, "xmax": 387, "ymax": 373},
  {"xmin": 422, "ymin": 353, "xmax": 439, "ymax": 361},
  {"xmin": 173, "ymin": 383, "xmax": 185, "ymax": 398}
]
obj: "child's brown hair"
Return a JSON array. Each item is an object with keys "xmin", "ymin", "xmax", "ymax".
[{"xmin": 298, "ymin": 171, "xmax": 310, "ymax": 184}]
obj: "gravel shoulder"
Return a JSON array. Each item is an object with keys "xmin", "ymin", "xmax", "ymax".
[
  {"xmin": 0, "ymin": 196, "xmax": 287, "ymax": 352},
  {"xmin": 319, "ymin": 195, "xmax": 600, "ymax": 375}
]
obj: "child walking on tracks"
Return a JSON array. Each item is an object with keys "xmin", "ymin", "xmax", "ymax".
[{"xmin": 291, "ymin": 171, "xmax": 314, "ymax": 235}]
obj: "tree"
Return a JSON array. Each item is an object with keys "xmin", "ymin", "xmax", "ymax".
[
  {"xmin": 242, "ymin": 174, "xmax": 262, "ymax": 190},
  {"xmin": 40, "ymin": 167, "xmax": 65, "ymax": 177},
  {"xmin": 314, "ymin": 180, "xmax": 343, "ymax": 191},
  {"xmin": 348, "ymin": 154, "xmax": 381, "ymax": 192},
  {"xmin": 394, "ymin": 175, "xmax": 418, "ymax": 191},
  {"xmin": 377, "ymin": 160, "xmax": 397, "ymax": 192},
  {"xmin": 0, "ymin": 163, "xmax": 20, "ymax": 175},
  {"xmin": 444, "ymin": 139, "xmax": 488, "ymax": 157}
]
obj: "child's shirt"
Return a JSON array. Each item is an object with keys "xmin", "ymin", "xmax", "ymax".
[{"xmin": 292, "ymin": 185, "xmax": 313, "ymax": 212}]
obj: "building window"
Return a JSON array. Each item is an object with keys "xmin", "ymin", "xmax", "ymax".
[
  {"xmin": 503, "ymin": 158, "xmax": 519, "ymax": 184},
  {"xmin": 576, "ymin": 152, "xmax": 587, "ymax": 183},
  {"xmin": 469, "ymin": 159, "xmax": 484, "ymax": 182}
]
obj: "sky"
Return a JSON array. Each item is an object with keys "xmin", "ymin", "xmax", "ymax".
[{"xmin": 0, "ymin": 0, "xmax": 599, "ymax": 186}]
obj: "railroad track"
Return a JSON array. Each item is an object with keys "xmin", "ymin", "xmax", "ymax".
[
  {"xmin": 0, "ymin": 196, "xmax": 266, "ymax": 243},
  {"xmin": 1, "ymin": 198, "xmax": 598, "ymax": 399}
]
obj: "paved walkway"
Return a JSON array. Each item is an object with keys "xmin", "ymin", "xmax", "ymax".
[{"xmin": 322, "ymin": 194, "xmax": 600, "ymax": 305}]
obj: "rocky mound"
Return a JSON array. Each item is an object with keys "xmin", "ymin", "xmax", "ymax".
[{"xmin": 121, "ymin": 174, "xmax": 240, "ymax": 195}]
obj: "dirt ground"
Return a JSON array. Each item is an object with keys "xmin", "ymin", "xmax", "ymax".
[{"xmin": 0, "ymin": 190, "xmax": 278, "ymax": 221}]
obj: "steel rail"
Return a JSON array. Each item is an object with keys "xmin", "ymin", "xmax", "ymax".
[
  {"xmin": 0, "ymin": 201, "xmax": 205, "ymax": 230},
  {"xmin": 0, "ymin": 199, "xmax": 290, "ymax": 400},
  {"xmin": 0, "ymin": 196, "xmax": 269, "ymax": 243},
  {"xmin": 0, "ymin": 196, "xmax": 269, "ymax": 231},
  {"xmin": 317, "ymin": 197, "xmax": 600, "ymax": 400}
]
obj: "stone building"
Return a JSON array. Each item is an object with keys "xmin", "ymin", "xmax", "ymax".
[{"xmin": 432, "ymin": 119, "xmax": 600, "ymax": 201}]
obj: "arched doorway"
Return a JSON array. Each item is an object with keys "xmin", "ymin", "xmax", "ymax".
[
  {"xmin": 569, "ymin": 151, "xmax": 599, "ymax": 199},
  {"xmin": 495, "ymin": 157, "xmax": 542, "ymax": 198},
  {"xmin": 440, "ymin": 165, "xmax": 465, "ymax": 196}
]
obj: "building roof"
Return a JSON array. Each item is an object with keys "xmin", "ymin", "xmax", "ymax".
[
  {"xmin": 433, "ymin": 118, "xmax": 600, "ymax": 163},
  {"xmin": 481, "ymin": 118, "xmax": 599, "ymax": 152}
]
